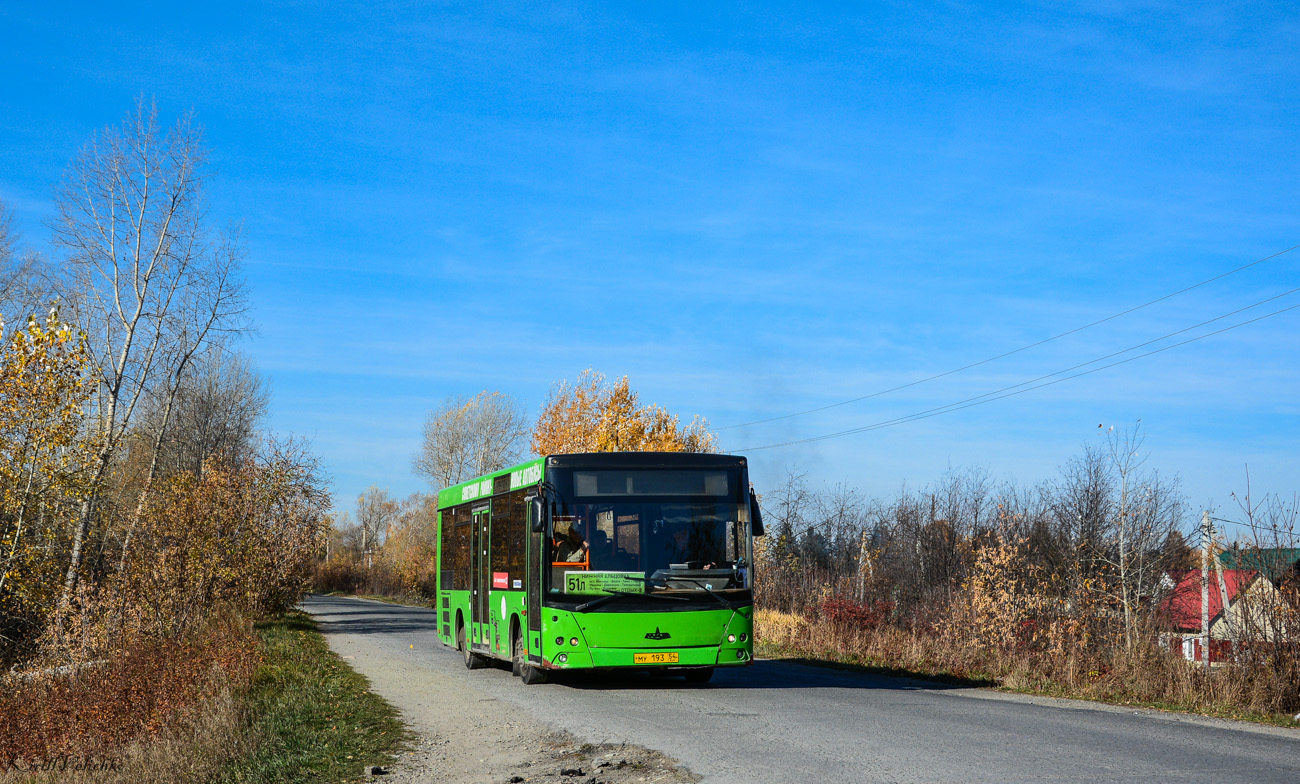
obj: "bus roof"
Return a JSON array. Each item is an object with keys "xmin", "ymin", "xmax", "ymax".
[
  {"xmin": 435, "ymin": 452, "xmax": 747, "ymax": 510},
  {"xmin": 436, "ymin": 456, "xmax": 545, "ymax": 510}
]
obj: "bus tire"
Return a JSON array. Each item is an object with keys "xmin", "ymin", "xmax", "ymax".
[
  {"xmin": 511, "ymin": 630, "xmax": 524, "ymax": 677},
  {"xmin": 520, "ymin": 661, "xmax": 548, "ymax": 685},
  {"xmin": 458, "ymin": 621, "xmax": 485, "ymax": 670},
  {"xmin": 684, "ymin": 667, "xmax": 714, "ymax": 684}
]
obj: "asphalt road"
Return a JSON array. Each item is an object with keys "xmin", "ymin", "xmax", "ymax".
[{"xmin": 304, "ymin": 594, "xmax": 1300, "ymax": 784}]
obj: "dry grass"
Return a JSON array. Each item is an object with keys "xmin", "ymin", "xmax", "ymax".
[
  {"xmin": 755, "ymin": 608, "xmax": 995, "ymax": 684},
  {"xmin": 0, "ymin": 611, "xmax": 407, "ymax": 782},
  {"xmin": 0, "ymin": 688, "xmax": 253, "ymax": 784},
  {"xmin": 0, "ymin": 613, "xmax": 259, "ymax": 775}
]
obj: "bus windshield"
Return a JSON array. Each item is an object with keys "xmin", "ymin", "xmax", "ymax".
[
  {"xmin": 548, "ymin": 499, "xmax": 751, "ymax": 597},
  {"xmin": 546, "ymin": 468, "xmax": 752, "ymax": 599}
]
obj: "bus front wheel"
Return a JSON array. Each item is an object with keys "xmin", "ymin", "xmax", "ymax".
[
  {"xmin": 513, "ymin": 634, "xmax": 547, "ymax": 685},
  {"xmin": 511, "ymin": 632, "xmax": 524, "ymax": 677},
  {"xmin": 458, "ymin": 622, "xmax": 485, "ymax": 670},
  {"xmin": 684, "ymin": 667, "xmax": 713, "ymax": 684},
  {"xmin": 520, "ymin": 661, "xmax": 548, "ymax": 685}
]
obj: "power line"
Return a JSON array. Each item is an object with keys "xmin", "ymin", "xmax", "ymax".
[
  {"xmin": 740, "ymin": 300, "xmax": 1300, "ymax": 451},
  {"xmin": 736, "ymin": 295, "xmax": 1300, "ymax": 452},
  {"xmin": 903, "ymin": 285, "xmax": 1300, "ymax": 412},
  {"xmin": 719, "ymin": 242, "xmax": 1300, "ymax": 431}
]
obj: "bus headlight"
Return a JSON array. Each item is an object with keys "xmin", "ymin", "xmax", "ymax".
[
  {"xmin": 555, "ymin": 636, "xmax": 564, "ymax": 646},
  {"xmin": 740, "ymin": 633, "xmax": 748, "ymax": 642},
  {"xmin": 557, "ymin": 653, "xmax": 568, "ymax": 664},
  {"xmin": 569, "ymin": 637, "xmax": 579, "ymax": 647},
  {"xmin": 727, "ymin": 634, "xmax": 737, "ymax": 643}
]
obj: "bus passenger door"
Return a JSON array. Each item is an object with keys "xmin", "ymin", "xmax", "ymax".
[{"xmin": 471, "ymin": 505, "xmax": 490, "ymax": 649}]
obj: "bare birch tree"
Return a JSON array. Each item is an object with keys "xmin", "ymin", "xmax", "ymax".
[
  {"xmin": 50, "ymin": 98, "xmax": 250, "ymax": 603},
  {"xmin": 0, "ymin": 200, "xmax": 49, "ymax": 323},
  {"xmin": 142, "ymin": 347, "xmax": 268, "ymax": 478},
  {"xmin": 413, "ymin": 391, "xmax": 530, "ymax": 491},
  {"xmin": 356, "ymin": 486, "xmax": 398, "ymax": 569},
  {"xmin": 0, "ymin": 200, "xmax": 16, "ymax": 271},
  {"xmin": 0, "ymin": 202, "xmax": 13, "ymax": 261},
  {"xmin": 1098, "ymin": 423, "xmax": 1185, "ymax": 649},
  {"xmin": 1227, "ymin": 471, "xmax": 1299, "ymax": 659}
]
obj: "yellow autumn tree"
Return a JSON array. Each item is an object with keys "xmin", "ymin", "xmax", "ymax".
[
  {"xmin": 531, "ymin": 369, "xmax": 718, "ymax": 455},
  {"xmin": 0, "ymin": 309, "xmax": 94, "ymax": 649}
]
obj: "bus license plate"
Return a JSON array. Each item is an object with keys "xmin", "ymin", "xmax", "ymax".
[{"xmin": 634, "ymin": 652, "xmax": 679, "ymax": 664}]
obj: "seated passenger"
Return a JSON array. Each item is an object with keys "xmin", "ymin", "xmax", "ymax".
[{"xmin": 666, "ymin": 527, "xmax": 717, "ymax": 569}]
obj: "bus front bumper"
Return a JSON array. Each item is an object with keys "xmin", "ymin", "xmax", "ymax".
[{"xmin": 544, "ymin": 645, "xmax": 751, "ymax": 669}]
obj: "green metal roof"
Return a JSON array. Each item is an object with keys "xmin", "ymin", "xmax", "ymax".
[{"xmin": 1217, "ymin": 548, "xmax": 1300, "ymax": 582}]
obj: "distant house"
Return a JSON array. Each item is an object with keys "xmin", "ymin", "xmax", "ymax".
[{"xmin": 1159, "ymin": 568, "xmax": 1280, "ymax": 663}]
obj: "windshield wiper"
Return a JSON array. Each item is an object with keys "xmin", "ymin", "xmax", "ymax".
[
  {"xmin": 690, "ymin": 583, "xmax": 743, "ymax": 610},
  {"xmin": 574, "ymin": 589, "xmax": 688, "ymax": 613},
  {"xmin": 625, "ymin": 575, "xmax": 743, "ymax": 611}
]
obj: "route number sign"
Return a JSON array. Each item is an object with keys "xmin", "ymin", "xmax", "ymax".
[{"xmin": 563, "ymin": 571, "xmax": 645, "ymax": 595}]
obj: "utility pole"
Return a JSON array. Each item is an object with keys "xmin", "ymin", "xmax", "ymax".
[
  {"xmin": 1210, "ymin": 528, "xmax": 1239, "ymax": 660},
  {"xmin": 362, "ymin": 524, "xmax": 369, "ymax": 569},
  {"xmin": 857, "ymin": 528, "xmax": 873, "ymax": 602},
  {"xmin": 1201, "ymin": 510, "xmax": 1211, "ymax": 668}
]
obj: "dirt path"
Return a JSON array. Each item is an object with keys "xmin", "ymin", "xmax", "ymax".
[{"xmin": 310, "ymin": 596, "xmax": 698, "ymax": 784}]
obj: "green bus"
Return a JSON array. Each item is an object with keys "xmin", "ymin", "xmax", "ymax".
[{"xmin": 435, "ymin": 452, "xmax": 764, "ymax": 684}]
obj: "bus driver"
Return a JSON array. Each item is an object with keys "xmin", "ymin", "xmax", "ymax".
[{"xmin": 555, "ymin": 519, "xmax": 589, "ymax": 565}]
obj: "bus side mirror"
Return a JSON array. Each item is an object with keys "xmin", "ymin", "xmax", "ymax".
[
  {"xmin": 529, "ymin": 495, "xmax": 546, "ymax": 534},
  {"xmin": 749, "ymin": 490, "xmax": 765, "ymax": 537}
]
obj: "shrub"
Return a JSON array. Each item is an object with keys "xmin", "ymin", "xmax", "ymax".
[
  {"xmin": 0, "ymin": 613, "xmax": 259, "ymax": 764},
  {"xmin": 817, "ymin": 598, "xmax": 895, "ymax": 631}
]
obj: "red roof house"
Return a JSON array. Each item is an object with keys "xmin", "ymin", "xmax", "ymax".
[
  {"xmin": 1160, "ymin": 568, "xmax": 1279, "ymax": 663},
  {"xmin": 1161, "ymin": 568, "xmax": 1258, "ymax": 633}
]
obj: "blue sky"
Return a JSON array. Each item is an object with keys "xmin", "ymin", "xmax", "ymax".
[{"xmin": 2, "ymin": 2, "xmax": 1297, "ymax": 522}]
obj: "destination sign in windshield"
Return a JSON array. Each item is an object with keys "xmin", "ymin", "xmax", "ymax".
[{"xmin": 564, "ymin": 571, "xmax": 645, "ymax": 595}]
